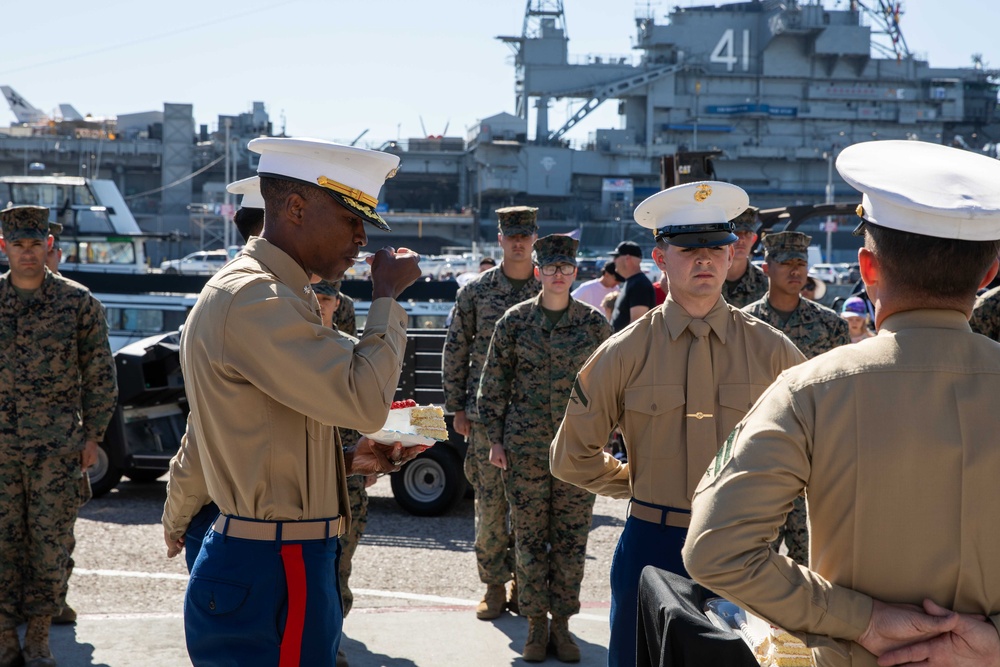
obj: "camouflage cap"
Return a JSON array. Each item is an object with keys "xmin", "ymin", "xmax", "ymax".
[
  {"xmin": 312, "ymin": 279, "xmax": 341, "ymax": 297},
  {"xmin": 762, "ymin": 230, "xmax": 811, "ymax": 263},
  {"xmin": 0, "ymin": 205, "xmax": 50, "ymax": 241},
  {"xmin": 48, "ymin": 221, "xmax": 64, "ymax": 240},
  {"xmin": 533, "ymin": 234, "xmax": 578, "ymax": 267},
  {"xmin": 730, "ymin": 206, "xmax": 759, "ymax": 233},
  {"xmin": 496, "ymin": 206, "xmax": 538, "ymax": 236}
]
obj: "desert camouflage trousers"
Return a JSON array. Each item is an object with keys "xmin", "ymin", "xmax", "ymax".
[
  {"xmin": 0, "ymin": 452, "xmax": 82, "ymax": 629},
  {"xmin": 338, "ymin": 473, "xmax": 369, "ymax": 617},
  {"xmin": 776, "ymin": 494, "xmax": 809, "ymax": 566},
  {"xmin": 464, "ymin": 423, "xmax": 514, "ymax": 584},
  {"xmin": 504, "ymin": 449, "xmax": 595, "ymax": 618}
]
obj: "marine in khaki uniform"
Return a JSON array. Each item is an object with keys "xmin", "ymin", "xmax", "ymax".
[
  {"xmin": 442, "ymin": 206, "xmax": 541, "ymax": 619},
  {"xmin": 0, "ymin": 205, "xmax": 118, "ymax": 667},
  {"xmin": 969, "ymin": 284, "xmax": 1000, "ymax": 341},
  {"xmin": 684, "ymin": 140, "xmax": 1000, "ymax": 667},
  {"xmin": 550, "ymin": 182, "xmax": 804, "ymax": 667},
  {"xmin": 478, "ymin": 234, "xmax": 611, "ymax": 662},
  {"xmin": 722, "ymin": 206, "xmax": 768, "ymax": 308},
  {"xmin": 743, "ymin": 230, "xmax": 851, "ymax": 566},
  {"xmin": 169, "ymin": 138, "xmax": 424, "ymax": 667}
]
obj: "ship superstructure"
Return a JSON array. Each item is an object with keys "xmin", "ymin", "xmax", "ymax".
[{"xmin": 499, "ymin": 0, "xmax": 997, "ymax": 206}]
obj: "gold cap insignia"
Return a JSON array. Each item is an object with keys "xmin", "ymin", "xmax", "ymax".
[
  {"xmin": 856, "ymin": 204, "xmax": 864, "ymax": 218},
  {"xmin": 694, "ymin": 184, "xmax": 713, "ymax": 202},
  {"xmin": 386, "ymin": 166, "xmax": 399, "ymax": 180}
]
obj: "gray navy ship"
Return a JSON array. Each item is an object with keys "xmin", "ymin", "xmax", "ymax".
[{"xmin": 470, "ymin": 0, "xmax": 998, "ymax": 252}]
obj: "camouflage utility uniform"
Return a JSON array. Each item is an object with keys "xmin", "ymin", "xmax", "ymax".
[
  {"xmin": 478, "ymin": 295, "xmax": 610, "ymax": 618},
  {"xmin": 332, "ymin": 292, "xmax": 368, "ymax": 617},
  {"xmin": 722, "ymin": 261, "xmax": 768, "ymax": 309},
  {"xmin": 443, "ymin": 265, "xmax": 541, "ymax": 585},
  {"xmin": 970, "ymin": 284, "xmax": 1000, "ymax": 342},
  {"xmin": 742, "ymin": 296, "xmax": 850, "ymax": 360},
  {"xmin": 742, "ymin": 292, "xmax": 849, "ymax": 566},
  {"xmin": 0, "ymin": 268, "xmax": 117, "ymax": 630}
]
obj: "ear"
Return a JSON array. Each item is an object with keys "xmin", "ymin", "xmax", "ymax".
[
  {"xmin": 761, "ymin": 262, "xmax": 770, "ymax": 277},
  {"xmin": 980, "ymin": 257, "xmax": 1000, "ymax": 289},
  {"xmin": 47, "ymin": 235, "xmax": 54, "ymax": 251},
  {"xmin": 858, "ymin": 247, "xmax": 878, "ymax": 287},
  {"xmin": 750, "ymin": 233, "xmax": 758, "ymax": 245},
  {"xmin": 497, "ymin": 232, "xmax": 503, "ymax": 245},
  {"xmin": 533, "ymin": 266, "xmax": 540, "ymax": 280},
  {"xmin": 285, "ymin": 192, "xmax": 307, "ymax": 225},
  {"xmin": 651, "ymin": 245, "xmax": 667, "ymax": 271},
  {"xmin": 726, "ymin": 244, "xmax": 736, "ymax": 263},
  {"xmin": 0, "ymin": 238, "xmax": 5, "ymax": 253}
]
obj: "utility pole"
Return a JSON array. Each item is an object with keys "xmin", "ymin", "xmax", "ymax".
[
  {"xmin": 824, "ymin": 149, "xmax": 835, "ymax": 262},
  {"xmin": 224, "ymin": 118, "xmax": 232, "ymax": 250}
]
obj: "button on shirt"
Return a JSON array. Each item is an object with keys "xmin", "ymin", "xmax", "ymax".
[
  {"xmin": 684, "ymin": 309, "xmax": 1000, "ymax": 667},
  {"xmin": 550, "ymin": 295, "xmax": 804, "ymax": 508},
  {"xmin": 177, "ymin": 237, "xmax": 408, "ymax": 525}
]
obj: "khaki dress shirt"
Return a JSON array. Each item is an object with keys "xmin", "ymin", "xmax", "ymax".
[
  {"xmin": 684, "ymin": 309, "xmax": 1000, "ymax": 667},
  {"xmin": 550, "ymin": 295, "xmax": 803, "ymax": 508},
  {"xmin": 174, "ymin": 238, "xmax": 407, "ymax": 527}
]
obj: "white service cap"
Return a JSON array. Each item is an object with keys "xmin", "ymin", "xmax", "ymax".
[
  {"xmin": 634, "ymin": 181, "xmax": 749, "ymax": 247},
  {"xmin": 837, "ymin": 140, "xmax": 1000, "ymax": 241},
  {"xmin": 248, "ymin": 137, "xmax": 400, "ymax": 231},
  {"xmin": 226, "ymin": 176, "xmax": 264, "ymax": 210}
]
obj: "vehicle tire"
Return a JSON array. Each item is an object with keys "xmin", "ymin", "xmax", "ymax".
[
  {"xmin": 88, "ymin": 443, "xmax": 124, "ymax": 498},
  {"xmin": 125, "ymin": 469, "xmax": 165, "ymax": 483},
  {"xmin": 390, "ymin": 446, "xmax": 464, "ymax": 516},
  {"xmin": 163, "ymin": 267, "xmax": 178, "ymax": 275}
]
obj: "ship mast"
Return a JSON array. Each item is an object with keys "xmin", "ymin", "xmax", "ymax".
[{"xmin": 854, "ymin": 0, "xmax": 911, "ymax": 60}]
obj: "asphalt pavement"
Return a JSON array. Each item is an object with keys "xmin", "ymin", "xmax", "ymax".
[
  {"xmin": 39, "ymin": 604, "xmax": 610, "ymax": 666},
  {"xmin": 34, "ymin": 475, "xmax": 621, "ymax": 666}
]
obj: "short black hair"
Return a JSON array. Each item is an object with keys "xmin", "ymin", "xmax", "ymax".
[
  {"xmin": 259, "ymin": 175, "xmax": 320, "ymax": 207},
  {"xmin": 233, "ymin": 208, "xmax": 264, "ymax": 243},
  {"xmin": 865, "ymin": 223, "xmax": 1000, "ymax": 301}
]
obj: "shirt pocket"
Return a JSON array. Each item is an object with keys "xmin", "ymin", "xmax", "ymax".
[
  {"xmin": 717, "ymin": 383, "xmax": 770, "ymax": 433},
  {"xmin": 622, "ymin": 385, "xmax": 685, "ymax": 463}
]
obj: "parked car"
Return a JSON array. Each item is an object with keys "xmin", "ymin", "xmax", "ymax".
[
  {"xmin": 159, "ymin": 250, "xmax": 228, "ymax": 274},
  {"xmin": 810, "ymin": 263, "xmax": 853, "ymax": 284}
]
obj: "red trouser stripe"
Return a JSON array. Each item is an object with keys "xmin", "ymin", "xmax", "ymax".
[{"xmin": 279, "ymin": 543, "xmax": 307, "ymax": 667}]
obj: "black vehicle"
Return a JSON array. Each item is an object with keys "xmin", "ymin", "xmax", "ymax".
[{"xmin": 89, "ymin": 328, "xmax": 470, "ymax": 517}]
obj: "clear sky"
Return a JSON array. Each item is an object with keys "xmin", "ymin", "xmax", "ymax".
[{"xmin": 1, "ymin": 0, "xmax": 996, "ymax": 148}]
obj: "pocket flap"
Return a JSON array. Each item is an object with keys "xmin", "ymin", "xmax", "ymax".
[
  {"xmin": 718, "ymin": 383, "xmax": 767, "ymax": 412},
  {"xmin": 622, "ymin": 385, "xmax": 685, "ymax": 416},
  {"xmin": 187, "ymin": 576, "xmax": 250, "ymax": 616}
]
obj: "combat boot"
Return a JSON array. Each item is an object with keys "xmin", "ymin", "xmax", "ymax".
[
  {"xmin": 523, "ymin": 616, "xmax": 548, "ymax": 662},
  {"xmin": 506, "ymin": 579, "xmax": 520, "ymax": 615},
  {"xmin": 549, "ymin": 615, "xmax": 581, "ymax": 663},
  {"xmin": 0, "ymin": 628, "xmax": 23, "ymax": 667},
  {"xmin": 475, "ymin": 583, "xmax": 506, "ymax": 620},
  {"xmin": 21, "ymin": 618, "xmax": 55, "ymax": 667}
]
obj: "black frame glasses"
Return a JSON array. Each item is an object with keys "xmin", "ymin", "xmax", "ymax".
[{"xmin": 539, "ymin": 264, "xmax": 576, "ymax": 276}]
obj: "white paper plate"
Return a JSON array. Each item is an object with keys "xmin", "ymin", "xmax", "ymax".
[{"xmin": 362, "ymin": 429, "xmax": 438, "ymax": 447}]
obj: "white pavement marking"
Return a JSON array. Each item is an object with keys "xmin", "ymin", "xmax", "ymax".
[{"xmin": 74, "ymin": 569, "xmax": 610, "ymax": 623}]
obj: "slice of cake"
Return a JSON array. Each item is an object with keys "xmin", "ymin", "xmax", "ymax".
[{"xmin": 364, "ymin": 400, "xmax": 449, "ymax": 445}]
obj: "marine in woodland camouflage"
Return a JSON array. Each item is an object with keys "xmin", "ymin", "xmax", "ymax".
[
  {"xmin": 477, "ymin": 295, "xmax": 610, "ymax": 616},
  {"xmin": 0, "ymin": 272, "xmax": 118, "ymax": 457},
  {"xmin": 742, "ymin": 296, "xmax": 850, "ymax": 360},
  {"xmin": 722, "ymin": 261, "xmax": 768, "ymax": 309},
  {"xmin": 442, "ymin": 266, "xmax": 541, "ymax": 420},
  {"xmin": 478, "ymin": 297, "xmax": 611, "ymax": 456}
]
